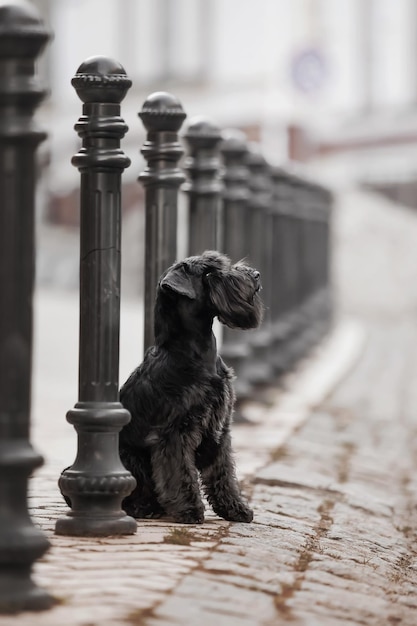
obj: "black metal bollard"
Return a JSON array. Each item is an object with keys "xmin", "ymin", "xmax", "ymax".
[
  {"xmin": 271, "ymin": 169, "xmax": 306, "ymax": 373},
  {"xmin": 309, "ymin": 182, "xmax": 333, "ymax": 336},
  {"xmin": 241, "ymin": 145, "xmax": 274, "ymax": 387},
  {"xmin": 0, "ymin": 0, "xmax": 54, "ymax": 612},
  {"xmin": 303, "ymin": 181, "xmax": 325, "ymax": 345},
  {"xmin": 139, "ymin": 92, "xmax": 186, "ymax": 351},
  {"xmin": 279, "ymin": 173, "xmax": 307, "ymax": 369},
  {"xmin": 183, "ymin": 117, "xmax": 223, "ymax": 255},
  {"xmin": 290, "ymin": 177, "xmax": 331, "ymax": 359},
  {"xmin": 270, "ymin": 167, "xmax": 297, "ymax": 375},
  {"xmin": 56, "ymin": 57, "xmax": 136, "ymax": 537},
  {"xmin": 295, "ymin": 177, "xmax": 318, "ymax": 353},
  {"xmin": 321, "ymin": 185, "xmax": 333, "ymax": 327},
  {"xmin": 219, "ymin": 130, "xmax": 253, "ymax": 401}
]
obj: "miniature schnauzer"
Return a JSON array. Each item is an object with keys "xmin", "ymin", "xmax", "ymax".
[{"xmin": 119, "ymin": 250, "xmax": 263, "ymax": 524}]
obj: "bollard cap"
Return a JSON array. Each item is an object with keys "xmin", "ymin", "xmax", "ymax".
[
  {"xmin": 72, "ymin": 56, "xmax": 132, "ymax": 104},
  {"xmin": 184, "ymin": 116, "xmax": 222, "ymax": 146},
  {"xmin": 139, "ymin": 91, "xmax": 186, "ymax": 132},
  {"xmin": 220, "ymin": 129, "xmax": 248, "ymax": 156},
  {"xmin": 271, "ymin": 164, "xmax": 293, "ymax": 182},
  {"xmin": 182, "ymin": 116, "xmax": 223, "ymax": 196},
  {"xmin": 0, "ymin": 0, "xmax": 50, "ymax": 58},
  {"xmin": 245, "ymin": 143, "xmax": 268, "ymax": 170},
  {"xmin": 184, "ymin": 116, "xmax": 222, "ymax": 159}
]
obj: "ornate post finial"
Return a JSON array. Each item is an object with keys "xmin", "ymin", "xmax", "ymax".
[
  {"xmin": 71, "ymin": 55, "xmax": 132, "ymax": 103},
  {"xmin": 56, "ymin": 56, "xmax": 137, "ymax": 537},
  {"xmin": 139, "ymin": 90, "xmax": 186, "ymax": 133}
]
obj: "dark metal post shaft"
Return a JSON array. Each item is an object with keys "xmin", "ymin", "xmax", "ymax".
[
  {"xmin": 270, "ymin": 167, "xmax": 296, "ymax": 375},
  {"xmin": 311, "ymin": 183, "xmax": 334, "ymax": 335},
  {"xmin": 322, "ymin": 186, "xmax": 334, "ymax": 327},
  {"xmin": 0, "ymin": 0, "xmax": 54, "ymax": 612},
  {"xmin": 304, "ymin": 181, "xmax": 324, "ymax": 344},
  {"xmin": 296, "ymin": 178, "xmax": 316, "ymax": 353},
  {"xmin": 138, "ymin": 92, "xmax": 186, "ymax": 351},
  {"xmin": 271, "ymin": 170, "xmax": 306, "ymax": 373},
  {"xmin": 219, "ymin": 130, "xmax": 253, "ymax": 401},
  {"xmin": 241, "ymin": 145, "xmax": 274, "ymax": 386},
  {"xmin": 56, "ymin": 57, "xmax": 136, "ymax": 537},
  {"xmin": 292, "ymin": 178, "xmax": 331, "ymax": 356},
  {"xmin": 183, "ymin": 117, "xmax": 223, "ymax": 255}
]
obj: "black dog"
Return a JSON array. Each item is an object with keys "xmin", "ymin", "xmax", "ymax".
[{"xmin": 119, "ymin": 251, "xmax": 263, "ymax": 524}]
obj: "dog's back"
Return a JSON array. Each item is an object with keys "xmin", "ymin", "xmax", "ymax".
[{"xmin": 120, "ymin": 343, "xmax": 234, "ymax": 445}]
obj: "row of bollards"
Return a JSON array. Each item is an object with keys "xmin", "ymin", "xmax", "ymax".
[
  {"xmin": 58, "ymin": 51, "xmax": 333, "ymax": 539},
  {"xmin": 0, "ymin": 0, "xmax": 333, "ymax": 613}
]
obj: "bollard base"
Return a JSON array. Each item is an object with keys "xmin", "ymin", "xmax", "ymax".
[
  {"xmin": 0, "ymin": 574, "xmax": 56, "ymax": 614},
  {"xmin": 55, "ymin": 511, "xmax": 137, "ymax": 537},
  {"xmin": 57, "ymin": 401, "xmax": 138, "ymax": 538}
]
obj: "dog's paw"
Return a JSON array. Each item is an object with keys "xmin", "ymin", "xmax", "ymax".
[
  {"xmin": 217, "ymin": 504, "xmax": 254, "ymax": 523},
  {"xmin": 173, "ymin": 508, "xmax": 205, "ymax": 524}
]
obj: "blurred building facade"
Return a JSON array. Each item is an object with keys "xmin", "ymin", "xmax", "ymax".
[{"xmin": 33, "ymin": 0, "xmax": 417, "ymax": 222}]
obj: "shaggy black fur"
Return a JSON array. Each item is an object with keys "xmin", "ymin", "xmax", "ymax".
[{"xmin": 119, "ymin": 250, "xmax": 263, "ymax": 524}]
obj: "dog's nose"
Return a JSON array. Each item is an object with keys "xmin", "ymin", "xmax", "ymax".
[{"xmin": 252, "ymin": 270, "xmax": 261, "ymax": 292}]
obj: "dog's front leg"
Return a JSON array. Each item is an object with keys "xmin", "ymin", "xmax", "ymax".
[
  {"xmin": 199, "ymin": 428, "xmax": 253, "ymax": 523},
  {"xmin": 151, "ymin": 435, "xmax": 205, "ymax": 524}
]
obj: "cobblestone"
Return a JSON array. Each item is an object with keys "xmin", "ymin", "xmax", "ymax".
[
  {"xmin": 3, "ymin": 189, "xmax": 417, "ymax": 624},
  {"xmin": 0, "ymin": 311, "xmax": 362, "ymax": 626},
  {"xmin": 132, "ymin": 318, "xmax": 417, "ymax": 626}
]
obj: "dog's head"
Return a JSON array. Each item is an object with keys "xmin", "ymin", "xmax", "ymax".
[{"xmin": 156, "ymin": 251, "xmax": 263, "ymax": 334}]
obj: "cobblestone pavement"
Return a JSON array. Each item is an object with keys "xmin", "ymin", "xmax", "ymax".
[
  {"xmin": 146, "ymin": 320, "xmax": 417, "ymax": 626},
  {"xmin": 0, "ymin": 313, "xmax": 364, "ymax": 626},
  {"xmin": 3, "ymin": 189, "xmax": 417, "ymax": 625},
  {"xmin": 6, "ymin": 315, "xmax": 417, "ymax": 626}
]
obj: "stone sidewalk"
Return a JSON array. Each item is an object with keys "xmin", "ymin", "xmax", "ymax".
[
  {"xmin": 3, "ymin": 187, "xmax": 417, "ymax": 625},
  {"xmin": 1, "ymin": 308, "xmax": 365, "ymax": 626},
  {"xmin": 6, "ymin": 312, "xmax": 417, "ymax": 626}
]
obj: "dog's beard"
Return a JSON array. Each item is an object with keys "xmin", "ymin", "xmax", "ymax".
[{"xmin": 207, "ymin": 268, "xmax": 263, "ymax": 330}]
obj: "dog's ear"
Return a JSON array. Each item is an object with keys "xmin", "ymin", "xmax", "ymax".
[{"xmin": 160, "ymin": 267, "xmax": 197, "ymax": 299}]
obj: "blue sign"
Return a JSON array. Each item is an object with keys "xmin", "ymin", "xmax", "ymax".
[{"xmin": 291, "ymin": 48, "xmax": 327, "ymax": 93}]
